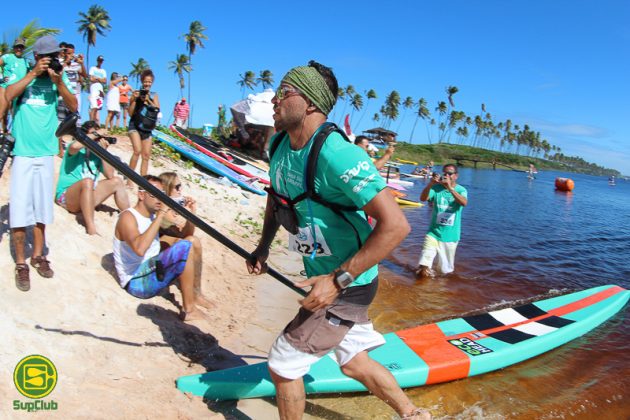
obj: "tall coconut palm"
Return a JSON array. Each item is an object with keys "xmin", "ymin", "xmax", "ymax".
[
  {"xmin": 129, "ymin": 58, "xmax": 150, "ymax": 87},
  {"xmin": 396, "ymin": 96, "xmax": 415, "ymax": 132},
  {"xmin": 357, "ymin": 89, "xmax": 376, "ymax": 127},
  {"xmin": 77, "ymin": 5, "xmax": 111, "ymax": 71},
  {"xmin": 257, "ymin": 69, "xmax": 274, "ymax": 89},
  {"xmin": 382, "ymin": 90, "xmax": 400, "ymax": 129},
  {"xmin": 435, "ymin": 101, "xmax": 448, "ymax": 142},
  {"xmin": 446, "ymin": 85, "xmax": 459, "ymax": 108},
  {"xmin": 168, "ymin": 54, "xmax": 191, "ymax": 98},
  {"xmin": 337, "ymin": 84, "xmax": 356, "ymax": 124},
  {"xmin": 349, "ymin": 93, "xmax": 363, "ymax": 129},
  {"xmin": 237, "ymin": 71, "xmax": 257, "ymax": 98},
  {"xmin": 409, "ymin": 98, "xmax": 431, "ymax": 144},
  {"xmin": 182, "ymin": 20, "xmax": 207, "ymax": 109}
]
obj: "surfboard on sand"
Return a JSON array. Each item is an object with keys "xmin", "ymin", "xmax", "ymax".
[
  {"xmin": 153, "ymin": 130, "xmax": 266, "ymax": 196},
  {"xmin": 176, "ymin": 285, "xmax": 628, "ymax": 400}
]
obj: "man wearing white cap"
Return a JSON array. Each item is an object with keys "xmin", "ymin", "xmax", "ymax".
[{"xmin": 5, "ymin": 35, "xmax": 76, "ymax": 291}]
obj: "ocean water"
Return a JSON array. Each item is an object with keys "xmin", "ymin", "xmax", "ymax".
[{"xmin": 307, "ymin": 168, "xmax": 629, "ymax": 419}]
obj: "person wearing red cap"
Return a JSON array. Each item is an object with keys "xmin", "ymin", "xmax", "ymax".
[{"xmin": 173, "ymin": 98, "xmax": 190, "ymax": 128}]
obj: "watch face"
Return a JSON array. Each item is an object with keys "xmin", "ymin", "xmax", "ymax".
[{"xmin": 335, "ymin": 271, "xmax": 354, "ymax": 288}]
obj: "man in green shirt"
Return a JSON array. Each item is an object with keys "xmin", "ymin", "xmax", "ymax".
[
  {"xmin": 416, "ymin": 164, "xmax": 468, "ymax": 278},
  {"xmin": 0, "ymin": 37, "xmax": 29, "ymax": 132},
  {"xmin": 56, "ymin": 121, "xmax": 129, "ymax": 235},
  {"xmin": 246, "ymin": 61, "xmax": 429, "ymax": 420},
  {"xmin": 5, "ymin": 35, "xmax": 77, "ymax": 291}
]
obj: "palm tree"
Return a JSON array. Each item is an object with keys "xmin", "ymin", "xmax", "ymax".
[
  {"xmin": 409, "ymin": 98, "xmax": 431, "ymax": 144},
  {"xmin": 257, "ymin": 70, "xmax": 274, "ymax": 89},
  {"xmin": 168, "ymin": 54, "xmax": 191, "ymax": 98},
  {"xmin": 129, "ymin": 58, "xmax": 150, "ymax": 87},
  {"xmin": 446, "ymin": 85, "xmax": 459, "ymax": 108},
  {"xmin": 237, "ymin": 71, "xmax": 257, "ymax": 98},
  {"xmin": 349, "ymin": 93, "xmax": 364, "ymax": 128},
  {"xmin": 382, "ymin": 90, "xmax": 401, "ymax": 129},
  {"xmin": 77, "ymin": 5, "xmax": 112, "ymax": 71},
  {"xmin": 182, "ymin": 20, "xmax": 208, "ymax": 108},
  {"xmin": 357, "ymin": 89, "xmax": 376, "ymax": 127},
  {"xmin": 435, "ymin": 101, "xmax": 448, "ymax": 142},
  {"xmin": 9, "ymin": 19, "xmax": 60, "ymax": 53},
  {"xmin": 372, "ymin": 113, "xmax": 380, "ymax": 122},
  {"xmin": 337, "ymin": 84, "xmax": 356, "ymax": 124},
  {"xmin": 397, "ymin": 96, "xmax": 415, "ymax": 132}
]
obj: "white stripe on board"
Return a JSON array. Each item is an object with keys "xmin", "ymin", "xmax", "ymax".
[
  {"xmin": 490, "ymin": 308, "xmax": 528, "ymax": 325},
  {"xmin": 514, "ymin": 322, "xmax": 558, "ymax": 336}
]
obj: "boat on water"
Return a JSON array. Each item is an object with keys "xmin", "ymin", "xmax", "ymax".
[{"xmin": 609, "ymin": 176, "xmax": 616, "ymax": 186}]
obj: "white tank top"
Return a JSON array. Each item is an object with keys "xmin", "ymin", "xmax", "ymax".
[{"xmin": 113, "ymin": 208, "xmax": 161, "ymax": 288}]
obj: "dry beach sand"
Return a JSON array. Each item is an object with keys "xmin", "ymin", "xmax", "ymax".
[{"xmin": 0, "ymin": 134, "xmax": 318, "ymax": 419}]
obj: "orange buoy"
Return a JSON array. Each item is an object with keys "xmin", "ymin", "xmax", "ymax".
[{"xmin": 555, "ymin": 177, "xmax": 575, "ymax": 191}]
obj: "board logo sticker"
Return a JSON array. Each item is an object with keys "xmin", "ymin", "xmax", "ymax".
[{"xmin": 448, "ymin": 337, "xmax": 493, "ymax": 356}]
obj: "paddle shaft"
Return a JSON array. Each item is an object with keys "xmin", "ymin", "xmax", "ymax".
[{"xmin": 72, "ymin": 129, "xmax": 307, "ymax": 297}]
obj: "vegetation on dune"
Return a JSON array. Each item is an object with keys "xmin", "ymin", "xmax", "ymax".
[{"xmin": 392, "ymin": 142, "xmax": 619, "ymax": 176}]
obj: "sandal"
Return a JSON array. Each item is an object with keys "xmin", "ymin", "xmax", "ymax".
[
  {"xmin": 15, "ymin": 264, "xmax": 30, "ymax": 291},
  {"xmin": 31, "ymin": 256, "xmax": 54, "ymax": 278}
]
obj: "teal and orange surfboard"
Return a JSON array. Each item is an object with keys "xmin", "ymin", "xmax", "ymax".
[{"xmin": 176, "ymin": 285, "xmax": 628, "ymax": 400}]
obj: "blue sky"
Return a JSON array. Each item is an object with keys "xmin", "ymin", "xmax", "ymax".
[{"xmin": 7, "ymin": 0, "xmax": 630, "ymax": 174}]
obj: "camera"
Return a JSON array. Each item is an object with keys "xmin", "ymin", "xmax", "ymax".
[
  {"xmin": 139, "ymin": 89, "xmax": 148, "ymax": 99},
  {"xmin": 98, "ymin": 135, "xmax": 117, "ymax": 145},
  {"xmin": 41, "ymin": 53, "xmax": 63, "ymax": 74},
  {"xmin": 0, "ymin": 133, "xmax": 16, "ymax": 178}
]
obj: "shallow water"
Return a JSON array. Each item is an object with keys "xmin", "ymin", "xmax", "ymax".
[{"xmin": 308, "ymin": 168, "xmax": 629, "ymax": 419}]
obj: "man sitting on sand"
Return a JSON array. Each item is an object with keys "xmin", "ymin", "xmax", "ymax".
[
  {"xmin": 56, "ymin": 121, "xmax": 130, "ymax": 235},
  {"xmin": 113, "ymin": 175, "xmax": 213, "ymax": 322}
]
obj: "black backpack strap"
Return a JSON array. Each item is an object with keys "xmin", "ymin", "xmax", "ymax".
[
  {"xmin": 305, "ymin": 123, "xmax": 358, "ymax": 212},
  {"xmin": 268, "ymin": 131, "xmax": 287, "ymax": 161}
]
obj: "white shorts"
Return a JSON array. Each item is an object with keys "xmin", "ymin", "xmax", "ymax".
[
  {"xmin": 9, "ymin": 156, "xmax": 55, "ymax": 228},
  {"xmin": 89, "ymin": 95, "xmax": 103, "ymax": 110},
  {"xmin": 174, "ymin": 118, "xmax": 187, "ymax": 129},
  {"xmin": 418, "ymin": 234, "xmax": 458, "ymax": 274},
  {"xmin": 267, "ymin": 322, "xmax": 385, "ymax": 380}
]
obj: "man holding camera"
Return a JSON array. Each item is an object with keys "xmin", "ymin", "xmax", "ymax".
[
  {"xmin": 5, "ymin": 35, "xmax": 77, "ymax": 291},
  {"xmin": 61, "ymin": 43, "xmax": 87, "ymax": 120},
  {"xmin": 416, "ymin": 164, "xmax": 468, "ymax": 278},
  {"xmin": 55, "ymin": 120, "xmax": 130, "ymax": 235}
]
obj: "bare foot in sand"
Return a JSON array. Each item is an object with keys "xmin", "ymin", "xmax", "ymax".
[
  {"xmin": 181, "ymin": 307, "xmax": 211, "ymax": 323},
  {"xmin": 196, "ymin": 295, "xmax": 217, "ymax": 311}
]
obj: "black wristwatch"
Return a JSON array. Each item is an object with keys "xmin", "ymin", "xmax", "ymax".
[{"xmin": 334, "ymin": 270, "xmax": 355, "ymax": 289}]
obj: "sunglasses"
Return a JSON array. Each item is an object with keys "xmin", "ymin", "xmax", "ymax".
[
  {"xmin": 275, "ymin": 85, "xmax": 302, "ymax": 101},
  {"xmin": 139, "ymin": 189, "xmax": 163, "ymax": 198},
  {"xmin": 443, "ymin": 171, "xmax": 457, "ymax": 176},
  {"xmin": 175, "ymin": 183, "xmax": 182, "ymax": 191}
]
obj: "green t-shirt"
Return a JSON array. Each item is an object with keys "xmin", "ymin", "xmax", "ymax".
[
  {"xmin": 56, "ymin": 142, "xmax": 103, "ymax": 197},
  {"xmin": 427, "ymin": 184, "xmax": 468, "ymax": 242},
  {"xmin": 269, "ymin": 127, "xmax": 386, "ymax": 287},
  {"xmin": 10, "ymin": 73, "xmax": 73, "ymax": 157},
  {"xmin": 0, "ymin": 53, "xmax": 29, "ymax": 88}
]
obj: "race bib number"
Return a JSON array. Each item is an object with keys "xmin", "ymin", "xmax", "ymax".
[
  {"xmin": 437, "ymin": 211, "xmax": 455, "ymax": 226},
  {"xmin": 288, "ymin": 225, "xmax": 332, "ymax": 257}
]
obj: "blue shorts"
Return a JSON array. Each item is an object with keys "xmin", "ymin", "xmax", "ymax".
[{"xmin": 126, "ymin": 240, "xmax": 192, "ymax": 299}]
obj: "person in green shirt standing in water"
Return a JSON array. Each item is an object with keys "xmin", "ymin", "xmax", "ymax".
[
  {"xmin": 416, "ymin": 164, "xmax": 468, "ymax": 278},
  {"xmin": 5, "ymin": 35, "xmax": 76, "ymax": 292},
  {"xmin": 246, "ymin": 61, "xmax": 431, "ymax": 420}
]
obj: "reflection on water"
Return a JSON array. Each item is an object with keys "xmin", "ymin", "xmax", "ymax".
[{"xmin": 307, "ymin": 169, "xmax": 630, "ymax": 419}]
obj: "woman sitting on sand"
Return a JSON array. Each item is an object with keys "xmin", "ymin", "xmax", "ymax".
[
  {"xmin": 158, "ymin": 172, "xmax": 206, "ymax": 299},
  {"xmin": 128, "ymin": 69, "xmax": 160, "ymax": 178}
]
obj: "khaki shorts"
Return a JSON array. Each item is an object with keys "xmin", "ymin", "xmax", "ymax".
[
  {"xmin": 418, "ymin": 234, "xmax": 459, "ymax": 274},
  {"xmin": 268, "ymin": 302, "xmax": 385, "ymax": 380}
]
